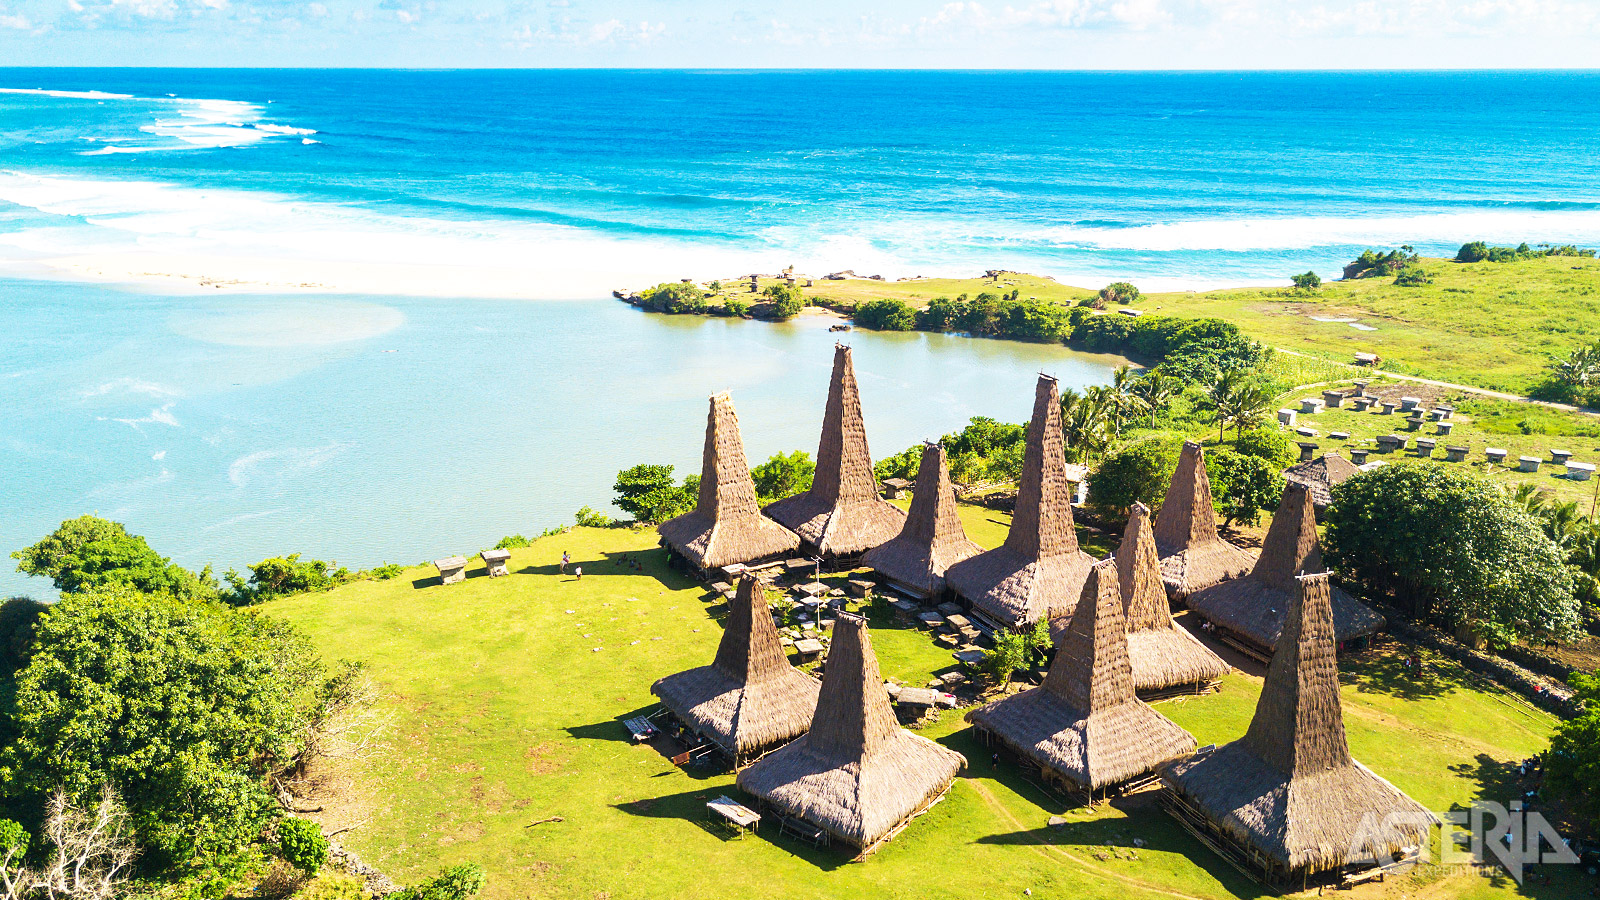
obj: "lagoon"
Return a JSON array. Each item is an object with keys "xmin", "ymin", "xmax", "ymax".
[{"xmin": 0, "ymin": 278, "xmax": 1123, "ymax": 596}]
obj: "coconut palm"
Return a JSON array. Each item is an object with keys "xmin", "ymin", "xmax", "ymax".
[{"xmin": 1130, "ymin": 369, "xmax": 1177, "ymax": 428}]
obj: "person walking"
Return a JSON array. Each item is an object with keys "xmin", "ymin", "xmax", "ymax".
[
  {"xmin": 561, "ymin": 551, "xmax": 570, "ymax": 575},
  {"xmin": 574, "ymin": 565, "xmax": 583, "ymax": 581}
]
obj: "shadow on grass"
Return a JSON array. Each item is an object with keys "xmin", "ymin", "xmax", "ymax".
[
  {"xmin": 1342, "ymin": 641, "xmax": 1471, "ymax": 701},
  {"xmin": 612, "ymin": 787, "xmax": 848, "ymax": 871},
  {"xmin": 566, "ymin": 707, "xmax": 728, "ymax": 781},
  {"xmin": 1448, "ymin": 752, "xmax": 1530, "ymax": 809}
]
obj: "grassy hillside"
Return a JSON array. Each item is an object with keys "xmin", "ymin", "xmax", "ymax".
[
  {"xmin": 265, "ymin": 518, "xmax": 1581, "ymax": 900},
  {"xmin": 766, "ymin": 255, "xmax": 1600, "ymax": 394}
]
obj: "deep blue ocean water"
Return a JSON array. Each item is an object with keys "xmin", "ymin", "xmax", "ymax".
[{"xmin": 2, "ymin": 69, "xmax": 1598, "ymax": 595}]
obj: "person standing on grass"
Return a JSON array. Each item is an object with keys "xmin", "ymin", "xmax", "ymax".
[
  {"xmin": 561, "ymin": 551, "xmax": 570, "ymax": 574},
  {"xmin": 574, "ymin": 565, "xmax": 583, "ymax": 581}
]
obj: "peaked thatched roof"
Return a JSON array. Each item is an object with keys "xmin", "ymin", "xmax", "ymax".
[
  {"xmin": 1053, "ymin": 503, "xmax": 1229, "ymax": 691},
  {"xmin": 1282, "ymin": 452, "xmax": 1361, "ymax": 514},
  {"xmin": 651, "ymin": 577, "xmax": 819, "ymax": 761},
  {"xmin": 863, "ymin": 443, "xmax": 984, "ymax": 597},
  {"xmin": 659, "ymin": 392, "xmax": 802, "ymax": 570},
  {"xmin": 969, "ymin": 560, "xmax": 1197, "ymax": 791},
  {"xmin": 1162, "ymin": 574, "xmax": 1433, "ymax": 877},
  {"xmin": 947, "ymin": 375, "xmax": 1095, "ymax": 627},
  {"xmin": 764, "ymin": 345, "xmax": 906, "ymax": 558},
  {"xmin": 1153, "ymin": 441, "xmax": 1257, "ymax": 600},
  {"xmin": 736, "ymin": 614, "xmax": 965, "ymax": 850},
  {"xmin": 1186, "ymin": 483, "xmax": 1385, "ymax": 654}
]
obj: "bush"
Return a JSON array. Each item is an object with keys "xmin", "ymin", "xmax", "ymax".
[
  {"xmin": 573, "ymin": 506, "xmax": 615, "ymax": 528},
  {"xmin": 612, "ymin": 464, "xmax": 696, "ymax": 524},
  {"xmin": 1291, "ymin": 271, "xmax": 1321, "ymax": 291},
  {"xmin": 982, "ymin": 621, "xmax": 1050, "ymax": 682},
  {"xmin": 1206, "ymin": 449, "xmax": 1284, "ymax": 527},
  {"xmin": 495, "ymin": 534, "xmax": 532, "ymax": 549},
  {"xmin": 853, "ymin": 298, "xmax": 915, "ymax": 331},
  {"xmin": 762, "ymin": 284, "xmax": 805, "ymax": 319},
  {"xmin": 0, "ymin": 596, "xmax": 47, "ymax": 673},
  {"xmin": 640, "ymin": 282, "xmax": 707, "ymax": 314},
  {"xmin": 393, "ymin": 864, "xmax": 487, "ymax": 900},
  {"xmin": 1547, "ymin": 671, "xmax": 1600, "ymax": 833},
  {"xmin": 278, "ymin": 818, "xmax": 329, "ymax": 875},
  {"xmin": 1455, "ymin": 241, "xmax": 1490, "ymax": 262},
  {"xmin": 915, "ymin": 297, "xmax": 959, "ymax": 332},
  {"xmin": 370, "ymin": 563, "xmax": 405, "ymax": 580},
  {"xmin": 1098, "ymin": 282, "xmax": 1141, "ymax": 306},
  {"xmin": 1323, "ymin": 464, "xmax": 1580, "ymax": 646},
  {"xmin": 228, "ymin": 553, "xmax": 343, "ymax": 603},
  {"xmin": 1393, "ymin": 266, "xmax": 1433, "ymax": 286},
  {"xmin": 12, "ymin": 515, "xmax": 216, "ymax": 602},
  {"xmin": 1231, "ymin": 427, "xmax": 1299, "ymax": 469},
  {"xmin": 751, "ymin": 451, "xmax": 814, "ymax": 503},
  {"xmin": 1343, "ymin": 247, "xmax": 1415, "ymax": 279},
  {"xmin": 721, "ymin": 297, "xmax": 750, "ymax": 317},
  {"xmin": 1086, "ymin": 437, "xmax": 1181, "ymax": 520}
]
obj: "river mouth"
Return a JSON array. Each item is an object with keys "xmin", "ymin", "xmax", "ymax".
[{"xmin": 0, "ymin": 279, "xmax": 1125, "ymax": 597}]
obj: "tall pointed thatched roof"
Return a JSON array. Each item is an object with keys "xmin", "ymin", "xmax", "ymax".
[
  {"xmin": 764, "ymin": 345, "xmax": 906, "ymax": 558},
  {"xmin": 651, "ymin": 577, "xmax": 819, "ymax": 762},
  {"xmin": 1282, "ymin": 452, "xmax": 1361, "ymax": 515},
  {"xmin": 1153, "ymin": 441, "xmax": 1257, "ymax": 600},
  {"xmin": 1186, "ymin": 483, "xmax": 1385, "ymax": 655},
  {"xmin": 863, "ymin": 443, "xmax": 984, "ymax": 598},
  {"xmin": 947, "ymin": 375, "xmax": 1095, "ymax": 628},
  {"xmin": 659, "ymin": 392, "xmax": 802, "ymax": 570},
  {"xmin": 1162, "ymin": 574, "xmax": 1433, "ymax": 878},
  {"xmin": 1054, "ymin": 503, "xmax": 1229, "ymax": 692},
  {"xmin": 736, "ymin": 614, "xmax": 965, "ymax": 850},
  {"xmin": 968, "ymin": 560, "xmax": 1197, "ymax": 792}
]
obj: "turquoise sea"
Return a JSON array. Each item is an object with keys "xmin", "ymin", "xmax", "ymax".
[{"xmin": 2, "ymin": 70, "xmax": 1599, "ymax": 594}]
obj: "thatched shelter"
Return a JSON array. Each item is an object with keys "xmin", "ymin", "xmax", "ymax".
[
  {"xmin": 947, "ymin": 375, "xmax": 1095, "ymax": 629},
  {"xmin": 1054, "ymin": 502, "xmax": 1228, "ymax": 695},
  {"xmin": 1282, "ymin": 451, "xmax": 1361, "ymax": 518},
  {"xmin": 1153, "ymin": 441, "xmax": 1257, "ymax": 600},
  {"xmin": 862, "ymin": 443, "xmax": 984, "ymax": 599},
  {"xmin": 651, "ymin": 577, "xmax": 820, "ymax": 765},
  {"xmin": 659, "ymin": 392, "xmax": 801, "ymax": 572},
  {"xmin": 1186, "ymin": 483, "xmax": 1385, "ymax": 660},
  {"xmin": 764, "ymin": 345, "xmax": 905, "ymax": 560},
  {"xmin": 1161, "ymin": 573, "xmax": 1434, "ymax": 887},
  {"xmin": 736, "ymin": 614, "xmax": 965, "ymax": 853},
  {"xmin": 969, "ymin": 560, "xmax": 1197, "ymax": 798}
]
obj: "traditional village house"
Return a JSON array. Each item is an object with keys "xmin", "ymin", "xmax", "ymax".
[
  {"xmin": 862, "ymin": 442, "xmax": 984, "ymax": 600},
  {"xmin": 1153, "ymin": 441, "xmax": 1257, "ymax": 600}
]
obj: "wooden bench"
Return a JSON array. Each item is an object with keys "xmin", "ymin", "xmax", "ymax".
[
  {"xmin": 706, "ymin": 795, "xmax": 760, "ymax": 836},
  {"xmin": 622, "ymin": 716, "xmax": 659, "ymax": 743},
  {"xmin": 779, "ymin": 815, "xmax": 829, "ymax": 847}
]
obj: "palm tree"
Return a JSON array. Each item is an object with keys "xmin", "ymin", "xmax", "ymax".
[
  {"xmin": 1061, "ymin": 388, "xmax": 1110, "ymax": 464},
  {"xmin": 1227, "ymin": 379, "xmax": 1274, "ymax": 442},
  {"xmin": 1197, "ymin": 369, "xmax": 1243, "ymax": 443},
  {"xmin": 1197, "ymin": 368, "xmax": 1274, "ymax": 443},
  {"xmin": 1130, "ymin": 369, "xmax": 1176, "ymax": 428},
  {"xmin": 1554, "ymin": 342, "xmax": 1600, "ymax": 387}
]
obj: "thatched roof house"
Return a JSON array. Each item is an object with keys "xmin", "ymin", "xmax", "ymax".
[
  {"xmin": 1282, "ymin": 452, "xmax": 1361, "ymax": 517},
  {"xmin": 736, "ymin": 614, "xmax": 965, "ymax": 853},
  {"xmin": 1161, "ymin": 573, "xmax": 1434, "ymax": 887},
  {"xmin": 1153, "ymin": 441, "xmax": 1257, "ymax": 600},
  {"xmin": 1053, "ymin": 502, "xmax": 1228, "ymax": 694},
  {"xmin": 947, "ymin": 375, "xmax": 1095, "ymax": 629},
  {"xmin": 969, "ymin": 560, "xmax": 1197, "ymax": 796},
  {"xmin": 764, "ymin": 345, "xmax": 906, "ymax": 560},
  {"xmin": 659, "ymin": 392, "xmax": 801, "ymax": 572},
  {"xmin": 862, "ymin": 443, "xmax": 984, "ymax": 599},
  {"xmin": 1186, "ymin": 483, "xmax": 1385, "ymax": 660},
  {"xmin": 651, "ymin": 578, "xmax": 820, "ymax": 765}
]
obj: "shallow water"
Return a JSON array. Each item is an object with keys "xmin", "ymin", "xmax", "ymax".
[{"xmin": 0, "ymin": 279, "xmax": 1122, "ymax": 596}]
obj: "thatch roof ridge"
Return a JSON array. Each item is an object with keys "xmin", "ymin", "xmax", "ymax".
[
  {"xmin": 1161, "ymin": 574, "xmax": 1434, "ymax": 875},
  {"xmin": 764, "ymin": 345, "xmax": 906, "ymax": 557},
  {"xmin": 1151, "ymin": 442, "xmax": 1256, "ymax": 599},
  {"xmin": 1283, "ymin": 452, "xmax": 1361, "ymax": 512},
  {"xmin": 735, "ymin": 614, "xmax": 966, "ymax": 848},
  {"xmin": 863, "ymin": 443, "xmax": 983, "ymax": 596},
  {"xmin": 947, "ymin": 375, "xmax": 1095, "ymax": 626},
  {"xmin": 659, "ymin": 392, "xmax": 801, "ymax": 569},
  {"xmin": 1120, "ymin": 502, "xmax": 1171, "ymax": 633},
  {"xmin": 651, "ymin": 577, "xmax": 819, "ymax": 758},
  {"xmin": 1252, "ymin": 482, "xmax": 1323, "ymax": 591}
]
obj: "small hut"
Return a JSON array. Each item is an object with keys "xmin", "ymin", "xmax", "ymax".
[
  {"xmin": 1281, "ymin": 451, "xmax": 1361, "ymax": 518},
  {"xmin": 862, "ymin": 443, "xmax": 984, "ymax": 600},
  {"xmin": 1054, "ymin": 502, "xmax": 1228, "ymax": 696},
  {"xmin": 765, "ymin": 345, "xmax": 906, "ymax": 561},
  {"xmin": 947, "ymin": 375, "xmax": 1095, "ymax": 629},
  {"xmin": 736, "ymin": 614, "xmax": 965, "ymax": 854},
  {"xmin": 1161, "ymin": 574, "xmax": 1434, "ymax": 888},
  {"xmin": 969, "ymin": 560, "xmax": 1197, "ymax": 799},
  {"xmin": 1153, "ymin": 441, "xmax": 1257, "ymax": 600},
  {"xmin": 651, "ymin": 578, "xmax": 820, "ymax": 766},
  {"xmin": 1186, "ymin": 483, "xmax": 1385, "ymax": 660},
  {"xmin": 659, "ymin": 392, "xmax": 801, "ymax": 573}
]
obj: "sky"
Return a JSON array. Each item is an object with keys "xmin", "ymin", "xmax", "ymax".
[{"xmin": 0, "ymin": 0, "xmax": 1597, "ymax": 68}]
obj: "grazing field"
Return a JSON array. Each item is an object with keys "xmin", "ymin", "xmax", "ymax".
[
  {"xmin": 778, "ymin": 255, "xmax": 1600, "ymax": 395},
  {"xmin": 265, "ymin": 520, "xmax": 1582, "ymax": 900}
]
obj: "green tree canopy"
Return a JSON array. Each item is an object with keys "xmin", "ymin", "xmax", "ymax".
[
  {"xmin": 640, "ymin": 282, "xmax": 707, "ymax": 314},
  {"xmin": 12, "ymin": 515, "xmax": 215, "ymax": 602},
  {"xmin": 761, "ymin": 284, "xmax": 805, "ymax": 319},
  {"xmin": 1206, "ymin": 449, "xmax": 1284, "ymax": 528},
  {"xmin": 1086, "ymin": 436, "xmax": 1181, "ymax": 521},
  {"xmin": 852, "ymin": 299, "xmax": 915, "ymax": 331},
  {"xmin": 1547, "ymin": 671, "xmax": 1600, "ymax": 834},
  {"xmin": 1323, "ymin": 464, "xmax": 1580, "ymax": 646},
  {"xmin": 751, "ymin": 451, "xmax": 815, "ymax": 503},
  {"xmin": 612, "ymin": 464, "xmax": 696, "ymax": 524}
]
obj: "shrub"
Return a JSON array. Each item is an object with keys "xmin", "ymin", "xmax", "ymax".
[
  {"xmin": 573, "ymin": 506, "xmax": 615, "ymax": 528},
  {"xmin": 1343, "ymin": 247, "xmax": 1415, "ymax": 279},
  {"xmin": 1231, "ymin": 427, "xmax": 1299, "ymax": 469},
  {"xmin": 1455, "ymin": 241, "xmax": 1490, "ymax": 262},
  {"xmin": 1206, "ymin": 449, "xmax": 1284, "ymax": 528},
  {"xmin": 1098, "ymin": 282, "xmax": 1141, "ymax": 305},
  {"xmin": 1393, "ymin": 266, "xmax": 1433, "ymax": 286},
  {"xmin": 278, "ymin": 818, "xmax": 329, "ymax": 875},
  {"xmin": 1547, "ymin": 671, "xmax": 1600, "ymax": 833},
  {"xmin": 392, "ymin": 864, "xmax": 487, "ymax": 900},
  {"xmin": 495, "ymin": 534, "xmax": 532, "ymax": 550},
  {"xmin": 1086, "ymin": 437, "xmax": 1181, "ymax": 520},
  {"xmin": 370, "ymin": 563, "xmax": 405, "ymax": 580},
  {"xmin": 228, "ymin": 553, "xmax": 342, "ymax": 603},
  {"xmin": 853, "ymin": 298, "xmax": 915, "ymax": 331},
  {"xmin": 751, "ymin": 451, "xmax": 814, "ymax": 503},
  {"xmin": 915, "ymin": 297, "xmax": 959, "ymax": 331},
  {"xmin": 721, "ymin": 297, "xmax": 750, "ymax": 317},
  {"xmin": 612, "ymin": 464, "xmax": 696, "ymax": 524},
  {"xmin": 1290, "ymin": 271, "xmax": 1321, "ymax": 291},
  {"xmin": 640, "ymin": 282, "xmax": 707, "ymax": 314},
  {"xmin": 12, "ymin": 515, "xmax": 216, "ymax": 602},
  {"xmin": 762, "ymin": 284, "xmax": 805, "ymax": 319}
]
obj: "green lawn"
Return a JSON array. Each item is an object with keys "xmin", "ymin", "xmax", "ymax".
[{"xmin": 265, "ymin": 525, "xmax": 1584, "ymax": 900}]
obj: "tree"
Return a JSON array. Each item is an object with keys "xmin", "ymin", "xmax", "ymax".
[
  {"xmin": 1197, "ymin": 368, "xmax": 1274, "ymax": 443},
  {"xmin": 853, "ymin": 299, "xmax": 915, "ymax": 331},
  {"xmin": 12, "ymin": 515, "xmax": 214, "ymax": 602},
  {"xmin": 1231, "ymin": 427, "xmax": 1299, "ymax": 469},
  {"xmin": 1, "ymin": 589, "xmax": 333, "ymax": 865},
  {"xmin": 1097, "ymin": 282, "xmax": 1141, "ymax": 306},
  {"xmin": 915, "ymin": 296, "xmax": 959, "ymax": 332},
  {"xmin": 1086, "ymin": 437, "xmax": 1180, "ymax": 520},
  {"xmin": 761, "ymin": 284, "xmax": 805, "ymax": 319},
  {"xmin": 277, "ymin": 818, "xmax": 328, "ymax": 875},
  {"xmin": 1059, "ymin": 389, "xmax": 1110, "ymax": 464},
  {"xmin": 640, "ymin": 282, "xmax": 707, "ymax": 315},
  {"xmin": 225, "ymin": 553, "xmax": 343, "ymax": 605},
  {"xmin": 1552, "ymin": 342, "xmax": 1600, "ymax": 388},
  {"xmin": 1130, "ymin": 369, "xmax": 1176, "ymax": 427},
  {"xmin": 1206, "ymin": 449, "xmax": 1284, "ymax": 527},
  {"xmin": 1323, "ymin": 464, "xmax": 1580, "ymax": 647},
  {"xmin": 1547, "ymin": 671, "xmax": 1600, "ymax": 833},
  {"xmin": 1456, "ymin": 241, "xmax": 1491, "ymax": 263},
  {"xmin": 612, "ymin": 464, "xmax": 695, "ymax": 524},
  {"xmin": 751, "ymin": 451, "xmax": 814, "ymax": 503},
  {"xmin": 1291, "ymin": 271, "xmax": 1321, "ymax": 291}
]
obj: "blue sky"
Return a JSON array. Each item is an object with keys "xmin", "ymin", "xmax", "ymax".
[{"xmin": 0, "ymin": 0, "xmax": 1597, "ymax": 68}]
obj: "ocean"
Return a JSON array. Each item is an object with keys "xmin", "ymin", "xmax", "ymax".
[{"xmin": 2, "ymin": 69, "xmax": 1598, "ymax": 594}]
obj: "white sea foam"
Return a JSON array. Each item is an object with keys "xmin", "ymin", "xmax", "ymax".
[
  {"xmin": 0, "ymin": 88, "xmax": 137, "ymax": 100},
  {"xmin": 1, "ymin": 85, "xmax": 313, "ymax": 154}
]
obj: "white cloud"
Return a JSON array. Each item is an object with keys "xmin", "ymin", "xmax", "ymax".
[{"xmin": 0, "ymin": 10, "xmax": 32, "ymax": 27}]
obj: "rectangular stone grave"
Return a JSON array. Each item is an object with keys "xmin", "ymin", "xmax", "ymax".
[
  {"xmin": 1486, "ymin": 447, "xmax": 1508, "ymax": 464},
  {"xmin": 480, "ymin": 548, "xmax": 511, "ymax": 577},
  {"xmin": 1519, "ymin": 456, "xmax": 1542, "ymax": 473},
  {"xmin": 1445, "ymin": 446, "xmax": 1469, "ymax": 462},
  {"xmin": 1568, "ymin": 462, "xmax": 1596, "ymax": 481},
  {"xmin": 1321, "ymin": 390, "xmax": 1345, "ymax": 408},
  {"xmin": 434, "ymin": 556, "xmax": 467, "ymax": 585}
]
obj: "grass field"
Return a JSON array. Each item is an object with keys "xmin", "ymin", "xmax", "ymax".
[
  {"xmin": 753, "ymin": 255, "xmax": 1600, "ymax": 395},
  {"xmin": 265, "ymin": 519, "xmax": 1586, "ymax": 900}
]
